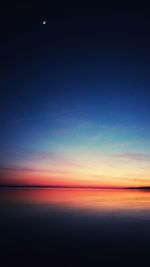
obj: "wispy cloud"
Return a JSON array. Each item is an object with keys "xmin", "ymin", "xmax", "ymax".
[
  {"xmin": 0, "ymin": 166, "xmax": 69, "ymax": 174},
  {"xmin": 3, "ymin": 148, "xmax": 85, "ymax": 170},
  {"xmin": 114, "ymin": 152, "xmax": 150, "ymax": 162},
  {"xmin": 3, "ymin": 107, "xmax": 95, "ymax": 125}
]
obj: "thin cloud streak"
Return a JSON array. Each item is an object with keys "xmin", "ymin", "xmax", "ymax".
[
  {"xmin": 3, "ymin": 106, "xmax": 96, "ymax": 125},
  {"xmin": 114, "ymin": 152, "xmax": 150, "ymax": 162},
  {"xmin": 0, "ymin": 166, "xmax": 69, "ymax": 174}
]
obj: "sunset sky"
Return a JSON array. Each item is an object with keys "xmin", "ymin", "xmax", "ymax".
[{"xmin": 0, "ymin": 6, "xmax": 150, "ymax": 187}]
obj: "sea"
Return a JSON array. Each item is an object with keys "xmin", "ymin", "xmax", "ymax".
[{"xmin": 0, "ymin": 188, "xmax": 150, "ymax": 266}]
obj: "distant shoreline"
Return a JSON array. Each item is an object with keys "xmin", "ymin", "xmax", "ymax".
[{"xmin": 0, "ymin": 185, "xmax": 150, "ymax": 190}]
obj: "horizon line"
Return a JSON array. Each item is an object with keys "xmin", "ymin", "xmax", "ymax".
[{"xmin": 0, "ymin": 184, "xmax": 150, "ymax": 190}]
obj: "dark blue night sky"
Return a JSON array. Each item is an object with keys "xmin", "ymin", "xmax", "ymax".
[{"xmin": 0, "ymin": 5, "xmax": 150, "ymax": 187}]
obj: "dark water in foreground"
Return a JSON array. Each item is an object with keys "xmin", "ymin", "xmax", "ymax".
[{"xmin": 0, "ymin": 188, "xmax": 150, "ymax": 266}]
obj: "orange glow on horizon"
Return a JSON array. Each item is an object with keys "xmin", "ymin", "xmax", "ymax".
[{"xmin": 0, "ymin": 168, "xmax": 150, "ymax": 188}]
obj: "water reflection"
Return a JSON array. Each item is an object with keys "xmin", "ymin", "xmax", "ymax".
[
  {"xmin": 1, "ymin": 188, "xmax": 150, "ymax": 215},
  {"xmin": 1, "ymin": 188, "xmax": 150, "ymax": 266}
]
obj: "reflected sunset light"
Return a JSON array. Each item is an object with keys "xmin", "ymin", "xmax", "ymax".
[{"xmin": 1, "ymin": 188, "xmax": 150, "ymax": 214}]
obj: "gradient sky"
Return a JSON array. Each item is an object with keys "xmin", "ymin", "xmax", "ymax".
[{"xmin": 0, "ymin": 5, "xmax": 150, "ymax": 187}]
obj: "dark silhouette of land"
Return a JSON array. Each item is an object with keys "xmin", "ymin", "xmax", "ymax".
[
  {"xmin": 0, "ymin": 184, "xmax": 123, "ymax": 189},
  {"xmin": 126, "ymin": 186, "xmax": 150, "ymax": 191},
  {"xmin": 0, "ymin": 184, "xmax": 150, "ymax": 190}
]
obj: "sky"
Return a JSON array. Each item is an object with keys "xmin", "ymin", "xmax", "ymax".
[{"xmin": 0, "ymin": 4, "xmax": 150, "ymax": 187}]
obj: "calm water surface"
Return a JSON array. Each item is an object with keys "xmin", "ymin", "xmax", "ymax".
[{"xmin": 1, "ymin": 188, "xmax": 150, "ymax": 266}]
